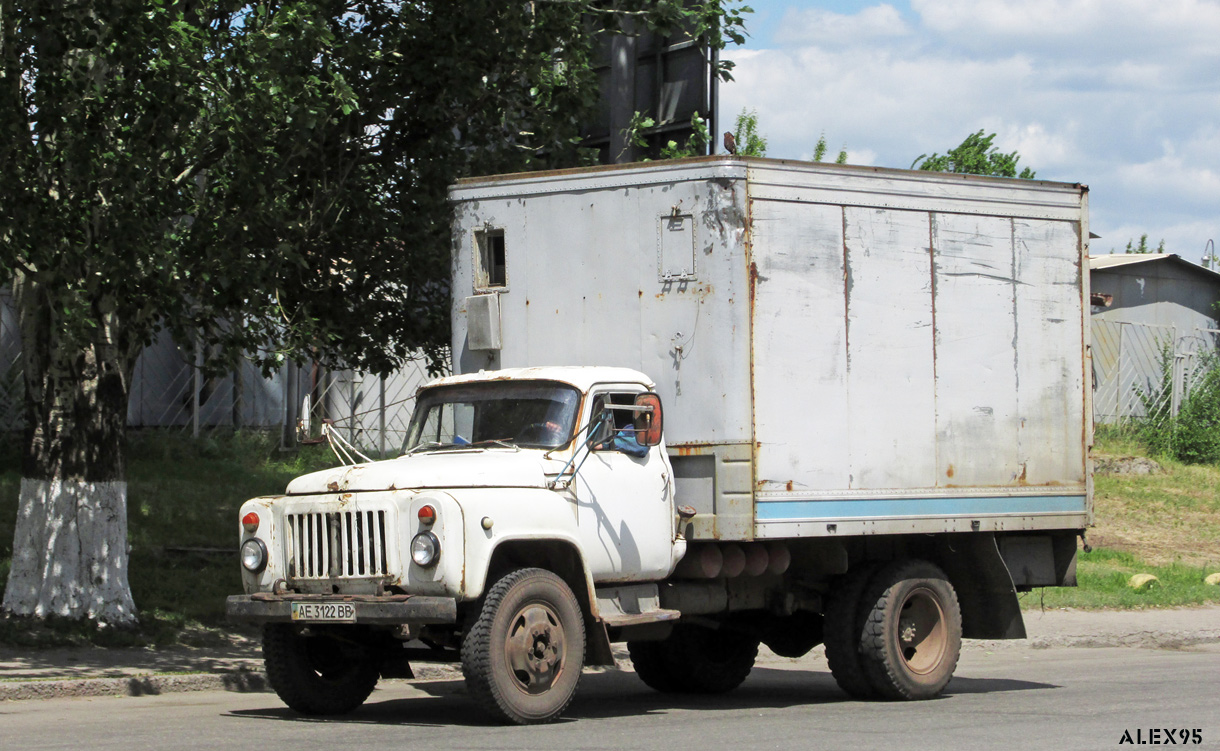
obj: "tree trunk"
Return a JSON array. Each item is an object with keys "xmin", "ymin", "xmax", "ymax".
[{"xmin": 2, "ymin": 271, "xmax": 138, "ymax": 625}]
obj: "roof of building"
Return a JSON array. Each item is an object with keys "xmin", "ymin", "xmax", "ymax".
[{"xmin": 1089, "ymin": 253, "xmax": 1220, "ymax": 283}]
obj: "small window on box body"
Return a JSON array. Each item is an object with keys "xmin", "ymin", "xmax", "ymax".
[{"xmin": 475, "ymin": 229, "xmax": 507, "ymax": 289}]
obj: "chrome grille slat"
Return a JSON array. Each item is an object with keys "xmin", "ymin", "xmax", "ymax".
[{"xmin": 285, "ymin": 508, "xmax": 391, "ymax": 580}]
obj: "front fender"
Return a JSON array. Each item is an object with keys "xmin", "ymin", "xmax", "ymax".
[{"xmin": 451, "ymin": 487, "xmax": 586, "ymax": 600}]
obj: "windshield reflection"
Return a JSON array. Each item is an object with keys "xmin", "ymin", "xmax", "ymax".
[{"xmin": 403, "ymin": 381, "xmax": 581, "ymax": 453}]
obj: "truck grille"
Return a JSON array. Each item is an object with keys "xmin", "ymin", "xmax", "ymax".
[{"xmin": 285, "ymin": 510, "xmax": 392, "ymax": 579}]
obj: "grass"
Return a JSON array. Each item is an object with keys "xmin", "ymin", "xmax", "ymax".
[
  {"xmin": 1024, "ymin": 548, "xmax": 1220, "ymax": 610},
  {"xmin": 1022, "ymin": 424, "xmax": 1220, "ymax": 610},
  {"xmin": 0, "ymin": 429, "xmax": 339, "ymax": 648}
]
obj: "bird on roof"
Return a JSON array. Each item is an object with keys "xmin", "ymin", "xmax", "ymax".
[{"xmin": 723, "ymin": 131, "xmax": 737, "ymax": 155}]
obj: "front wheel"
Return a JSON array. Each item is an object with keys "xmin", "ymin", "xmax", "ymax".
[
  {"xmin": 858, "ymin": 559, "xmax": 962, "ymax": 700},
  {"xmin": 461, "ymin": 568, "xmax": 585, "ymax": 725},
  {"xmin": 262, "ymin": 624, "xmax": 381, "ymax": 715}
]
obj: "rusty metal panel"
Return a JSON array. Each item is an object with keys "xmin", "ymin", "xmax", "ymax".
[
  {"xmin": 453, "ymin": 167, "xmax": 752, "ymax": 447},
  {"xmin": 670, "ymin": 442, "xmax": 753, "ymax": 540},
  {"xmin": 747, "ymin": 160, "xmax": 1084, "ymax": 222},
  {"xmin": 931, "ymin": 212, "xmax": 1022, "ymax": 487},
  {"xmin": 843, "ymin": 206, "xmax": 937, "ymax": 489},
  {"xmin": 750, "ymin": 200, "xmax": 851, "ymax": 492},
  {"xmin": 1013, "ymin": 219, "xmax": 1087, "ymax": 485}
]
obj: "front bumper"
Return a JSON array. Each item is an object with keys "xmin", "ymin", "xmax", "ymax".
[{"xmin": 225, "ymin": 593, "xmax": 458, "ymax": 625}]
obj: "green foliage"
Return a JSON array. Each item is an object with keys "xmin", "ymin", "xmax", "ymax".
[
  {"xmin": 1171, "ymin": 358, "xmax": 1220, "ymax": 464},
  {"xmin": 813, "ymin": 133, "xmax": 847, "ymax": 164},
  {"xmin": 623, "ymin": 110, "xmax": 712, "ymax": 160},
  {"xmin": 659, "ymin": 112, "xmax": 711, "ymax": 159},
  {"xmin": 0, "ymin": 1, "xmax": 750, "ymax": 380},
  {"xmin": 732, "ymin": 108, "xmax": 767, "ymax": 157},
  {"xmin": 1122, "ymin": 234, "xmax": 1166, "ymax": 254},
  {"xmin": 912, "ymin": 129, "xmax": 1035, "ymax": 178},
  {"xmin": 1131, "ymin": 346, "xmax": 1220, "ymax": 464}
]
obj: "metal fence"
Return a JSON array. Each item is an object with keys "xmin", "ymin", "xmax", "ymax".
[
  {"xmin": 1091, "ymin": 319, "xmax": 1218, "ymax": 426},
  {"xmin": 0, "ymin": 289, "xmax": 437, "ymax": 457}
]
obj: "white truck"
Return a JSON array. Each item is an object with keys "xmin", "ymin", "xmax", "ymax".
[{"xmin": 227, "ymin": 156, "xmax": 1092, "ymax": 725}]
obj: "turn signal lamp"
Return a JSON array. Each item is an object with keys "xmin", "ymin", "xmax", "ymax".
[
  {"xmin": 417, "ymin": 505, "xmax": 437, "ymax": 525},
  {"xmin": 241, "ymin": 512, "xmax": 260, "ymax": 533}
]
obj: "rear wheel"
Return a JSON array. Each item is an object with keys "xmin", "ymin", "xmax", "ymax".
[
  {"xmin": 263, "ymin": 624, "xmax": 381, "ymax": 715},
  {"xmin": 822, "ymin": 563, "xmax": 881, "ymax": 699},
  {"xmin": 628, "ymin": 623, "xmax": 759, "ymax": 694},
  {"xmin": 858, "ymin": 559, "xmax": 962, "ymax": 700},
  {"xmin": 461, "ymin": 568, "xmax": 585, "ymax": 725}
]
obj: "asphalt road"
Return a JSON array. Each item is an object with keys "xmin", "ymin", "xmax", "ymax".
[{"xmin": 5, "ymin": 644, "xmax": 1218, "ymax": 751}]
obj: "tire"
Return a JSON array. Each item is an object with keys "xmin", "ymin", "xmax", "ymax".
[
  {"xmin": 823, "ymin": 563, "xmax": 882, "ymax": 699},
  {"xmin": 627, "ymin": 624, "xmax": 759, "ymax": 694},
  {"xmin": 461, "ymin": 568, "xmax": 585, "ymax": 725},
  {"xmin": 262, "ymin": 624, "xmax": 381, "ymax": 715},
  {"xmin": 761, "ymin": 611, "xmax": 824, "ymax": 658},
  {"xmin": 625, "ymin": 639, "xmax": 682, "ymax": 693},
  {"xmin": 858, "ymin": 559, "xmax": 962, "ymax": 700}
]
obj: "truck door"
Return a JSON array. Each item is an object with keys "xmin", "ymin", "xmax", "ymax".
[{"xmin": 574, "ymin": 389, "xmax": 676, "ymax": 581}]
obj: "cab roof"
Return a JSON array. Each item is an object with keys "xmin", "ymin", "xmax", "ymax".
[{"xmin": 422, "ymin": 366, "xmax": 656, "ymax": 394}]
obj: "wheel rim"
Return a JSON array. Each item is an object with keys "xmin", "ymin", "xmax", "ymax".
[
  {"xmin": 895, "ymin": 586, "xmax": 947, "ymax": 675},
  {"xmin": 504, "ymin": 601, "xmax": 566, "ymax": 695}
]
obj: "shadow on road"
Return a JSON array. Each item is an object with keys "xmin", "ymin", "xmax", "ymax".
[{"xmin": 225, "ymin": 666, "xmax": 1058, "ymax": 727}]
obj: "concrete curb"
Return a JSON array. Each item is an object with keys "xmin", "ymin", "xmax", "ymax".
[
  {"xmin": 0, "ymin": 669, "xmax": 271, "ymax": 702},
  {"xmin": 0, "ymin": 663, "xmax": 467, "ymax": 703},
  {"xmin": 1028, "ymin": 630, "xmax": 1220, "ymax": 650}
]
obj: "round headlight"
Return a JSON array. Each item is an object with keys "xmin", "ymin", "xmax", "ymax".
[
  {"xmin": 241, "ymin": 538, "xmax": 267, "ymax": 573},
  {"xmin": 411, "ymin": 532, "xmax": 440, "ymax": 567}
]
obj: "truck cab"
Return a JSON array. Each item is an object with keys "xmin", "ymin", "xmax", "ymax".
[{"xmin": 227, "ymin": 366, "xmax": 685, "ymax": 724}]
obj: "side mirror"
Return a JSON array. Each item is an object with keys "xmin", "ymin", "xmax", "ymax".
[{"xmin": 633, "ymin": 393, "xmax": 663, "ymax": 447}]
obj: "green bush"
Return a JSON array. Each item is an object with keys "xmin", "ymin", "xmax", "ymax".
[
  {"xmin": 1173, "ymin": 363, "xmax": 1220, "ymax": 463},
  {"xmin": 1132, "ymin": 347, "xmax": 1220, "ymax": 464}
]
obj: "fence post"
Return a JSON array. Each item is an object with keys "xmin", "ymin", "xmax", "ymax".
[
  {"xmin": 192, "ymin": 331, "xmax": 202, "ymax": 438},
  {"xmin": 379, "ymin": 376, "xmax": 386, "ymax": 459},
  {"xmin": 349, "ymin": 372, "xmax": 357, "ymax": 445},
  {"xmin": 284, "ymin": 360, "xmax": 298, "ymax": 449},
  {"xmin": 232, "ymin": 364, "xmax": 243, "ymax": 429}
]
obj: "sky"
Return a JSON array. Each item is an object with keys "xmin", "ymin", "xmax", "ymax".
[{"xmin": 718, "ymin": 0, "xmax": 1220, "ymax": 261}]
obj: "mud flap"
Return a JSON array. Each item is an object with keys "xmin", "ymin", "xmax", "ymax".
[{"xmin": 934, "ymin": 533, "xmax": 1026, "ymax": 640}]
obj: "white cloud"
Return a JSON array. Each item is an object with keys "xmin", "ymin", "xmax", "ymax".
[
  {"xmin": 912, "ymin": 0, "xmax": 1220, "ymax": 58},
  {"xmin": 775, "ymin": 4, "xmax": 910, "ymax": 46},
  {"xmin": 1116, "ymin": 150, "xmax": 1220, "ymax": 208},
  {"xmin": 721, "ymin": 1, "xmax": 1220, "ymax": 257}
]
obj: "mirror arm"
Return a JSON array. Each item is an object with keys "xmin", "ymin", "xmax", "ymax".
[{"xmin": 548, "ymin": 412, "xmax": 611, "ymax": 489}]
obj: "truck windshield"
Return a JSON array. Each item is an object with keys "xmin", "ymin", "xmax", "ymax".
[{"xmin": 403, "ymin": 381, "xmax": 581, "ymax": 452}]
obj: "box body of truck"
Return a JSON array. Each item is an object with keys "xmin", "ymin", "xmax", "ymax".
[{"xmin": 450, "ymin": 156, "xmax": 1093, "ymax": 547}]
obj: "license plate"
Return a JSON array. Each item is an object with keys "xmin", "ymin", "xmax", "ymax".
[{"xmin": 291, "ymin": 602, "xmax": 357, "ymax": 623}]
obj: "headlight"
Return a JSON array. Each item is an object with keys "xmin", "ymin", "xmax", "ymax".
[
  {"xmin": 411, "ymin": 532, "xmax": 440, "ymax": 567},
  {"xmin": 241, "ymin": 538, "xmax": 267, "ymax": 573}
]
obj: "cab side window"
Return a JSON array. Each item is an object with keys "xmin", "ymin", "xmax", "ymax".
[{"xmin": 590, "ymin": 392, "xmax": 648, "ymax": 457}]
